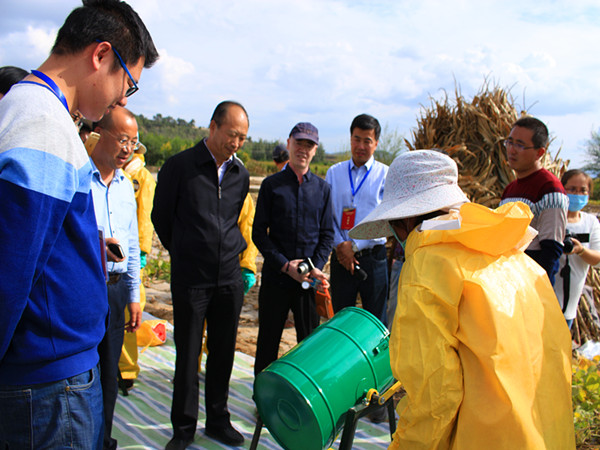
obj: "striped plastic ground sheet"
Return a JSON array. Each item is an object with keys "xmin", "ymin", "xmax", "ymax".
[{"xmin": 113, "ymin": 324, "xmax": 394, "ymax": 449}]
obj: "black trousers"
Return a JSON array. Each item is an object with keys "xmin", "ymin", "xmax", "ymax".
[
  {"xmin": 170, "ymin": 282, "xmax": 244, "ymax": 440},
  {"xmin": 98, "ymin": 277, "xmax": 129, "ymax": 450},
  {"xmin": 254, "ymin": 281, "xmax": 319, "ymax": 376},
  {"xmin": 330, "ymin": 245, "xmax": 389, "ymax": 324}
]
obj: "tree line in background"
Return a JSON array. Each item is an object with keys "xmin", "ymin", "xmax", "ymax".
[
  {"xmin": 136, "ymin": 113, "xmax": 407, "ymax": 171},
  {"xmin": 137, "ymin": 113, "xmax": 329, "ymax": 168},
  {"xmin": 136, "ymin": 111, "xmax": 600, "ymax": 199},
  {"xmin": 584, "ymin": 130, "xmax": 600, "ymax": 199}
]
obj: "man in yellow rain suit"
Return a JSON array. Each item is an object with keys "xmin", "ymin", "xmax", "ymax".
[
  {"xmin": 119, "ymin": 139, "xmax": 156, "ymax": 388},
  {"xmin": 349, "ymin": 150, "xmax": 575, "ymax": 449}
]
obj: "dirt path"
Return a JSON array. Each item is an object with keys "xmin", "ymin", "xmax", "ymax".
[{"xmin": 143, "ymin": 249, "xmax": 298, "ymax": 358}]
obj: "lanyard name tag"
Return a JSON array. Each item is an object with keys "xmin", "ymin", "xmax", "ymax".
[{"xmin": 341, "ymin": 206, "xmax": 356, "ymax": 230}]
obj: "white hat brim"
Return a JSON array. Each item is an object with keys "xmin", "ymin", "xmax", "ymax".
[{"xmin": 349, "ymin": 183, "xmax": 469, "ymax": 240}]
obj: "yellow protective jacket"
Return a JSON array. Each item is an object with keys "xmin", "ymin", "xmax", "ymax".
[
  {"xmin": 238, "ymin": 193, "xmax": 258, "ymax": 273},
  {"xmin": 390, "ymin": 201, "xmax": 574, "ymax": 450},
  {"xmin": 124, "ymin": 154, "xmax": 156, "ymax": 254}
]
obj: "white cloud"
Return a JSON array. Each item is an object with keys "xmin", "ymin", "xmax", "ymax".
[
  {"xmin": 0, "ymin": 25, "xmax": 56, "ymax": 67},
  {"xmin": 150, "ymin": 49, "xmax": 195, "ymax": 105},
  {"xmin": 2, "ymin": 0, "xmax": 600, "ymax": 162}
]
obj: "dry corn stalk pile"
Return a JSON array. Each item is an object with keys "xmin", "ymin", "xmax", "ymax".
[{"xmin": 407, "ymin": 81, "xmax": 599, "ymax": 345}]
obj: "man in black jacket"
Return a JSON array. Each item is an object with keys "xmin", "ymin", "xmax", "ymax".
[
  {"xmin": 252, "ymin": 122, "xmax": 334, "ymax": 376},
  {"xmin": 152, "ymin": 101, "xmax": 250, "ymax": 449}
]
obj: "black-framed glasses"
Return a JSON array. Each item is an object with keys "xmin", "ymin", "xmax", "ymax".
[
  {"xmin": 96, "ymin": 39, "xmax": 139, "ymax": 97},
  {"xmin": 100, "ymin": 128, "xmax": 140, "ymax": 151},
  {"xmin": 503, "ymin": 139, "xmax": 537, "ymax": 152}
]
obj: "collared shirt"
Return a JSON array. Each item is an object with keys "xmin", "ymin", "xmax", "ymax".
[
  {"xmin": 325, "ymin": 156, "xmax": 388, "ymax": 250},
  {"xmin": 90, "ymin": 161, "xmax": 140, "ymax": 303},
  {"xmin": 205, "ymin": 138, "xmax": 234, "ymax": 184},
  {"xmin": 253, "ymin": 165, "xmax": 334, "ymax": 286}
]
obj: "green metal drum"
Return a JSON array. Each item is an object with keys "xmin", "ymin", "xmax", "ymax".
[{"xmin": 253, "ymin": 307, "xmax": 393, "ymax": 450}]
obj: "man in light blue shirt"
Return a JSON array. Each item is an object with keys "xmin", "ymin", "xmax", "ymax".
[
  {"xmin": 325, "ymin": 114, "xmax": 389, "ymax": 324},
  {"xmin": 90, "ymin": 105, "xmax": 141, "ymax": 450}
]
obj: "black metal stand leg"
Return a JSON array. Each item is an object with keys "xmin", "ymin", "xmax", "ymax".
[
  {"xmin": 338, "ymin": 405, "xmax": 361, "ymax": 450},
  {"xmin": 386, "ymin": 398, "xmax": 396, "ymax": 438},
  {"xmin": 249, "ymin": 416, "xmax": 263, "ymax": 450},
  {"xmin": 338, "ymin": 394, "xmax": 397, "ymax": 449}
]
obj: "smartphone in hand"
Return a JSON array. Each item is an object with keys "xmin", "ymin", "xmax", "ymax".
[{"xmin": 107, "ymin": 242, "xmax": 125, "ymax": 259}]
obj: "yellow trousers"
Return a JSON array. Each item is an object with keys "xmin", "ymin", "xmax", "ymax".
[{"xmin": 119, "ymin": 278, "xmax": 146, "ymax": 380}]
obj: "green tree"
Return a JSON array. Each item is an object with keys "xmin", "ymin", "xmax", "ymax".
[
  {"xmin": 375, "ymin": 123, "xmax": 408, "ymax": 166},
  {"xmin": 584, "ymin": 129, "xmax": 600, "ymax": 177}
]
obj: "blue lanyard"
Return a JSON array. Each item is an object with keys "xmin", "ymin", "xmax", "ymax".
[
  {"xmin": 26, "ymin": 70, "xmax": 70, "ymax": 113},
  {"xmin": 348, "ymin": 160, "xmax": 372, "ymax": 198}
]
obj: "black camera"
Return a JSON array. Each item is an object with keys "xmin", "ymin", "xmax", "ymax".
[
  {"xmin": 353, "ymin": 264, "xmax": 368, "ymax": 281},
  {"xmin": 563, "ymin": 231, "xmax": 590, "ymax": 254},
  {"xmin": 297, "ymin": 258, "xmax": 315, "ymax": 275}
]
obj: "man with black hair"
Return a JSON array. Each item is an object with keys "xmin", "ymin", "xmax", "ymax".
[
  {"xmin": 500, "ymin": 116, "xmax": 568, "ymax": 285},
  {"xmin": 91, "ymin": 105, "xmax": 142, "ymax": 450},
  {"xmin": 0, "ymin": 66, "xmax": 28, "ymax": 99},
  {"xmin": 153, "ymin": 101, "xmax": 250, "ymax": 449},
  {"xmin": 325, "ymin": 114, "xmax": 389, "ymax": 324},
  {"xmin": 272, "ymin": 143, "xmax": 289, "ymax": 171},
  {"xmin": 0, "ymin": 1, "xmax": 157, "ymax": 448}
]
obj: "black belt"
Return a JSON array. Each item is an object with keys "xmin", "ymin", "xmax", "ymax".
[
  {"xmin": 354, "ymin": 244, "xmax": 385, "ymax": 259},
  {"xmin": 107, "ymin": 273, "xmax": 122, "ymax": 285}
]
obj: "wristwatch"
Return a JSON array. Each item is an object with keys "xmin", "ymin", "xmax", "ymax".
[{"xmin": 351, "ymin": 241, "xmax": 359, "ymax": 254}]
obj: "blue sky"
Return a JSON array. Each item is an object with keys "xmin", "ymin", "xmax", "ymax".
[{"xmin": 2, "ymin": 0, "xmax": 599, "ymax": 168}]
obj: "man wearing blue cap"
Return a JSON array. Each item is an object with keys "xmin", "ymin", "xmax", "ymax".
[{"xmin": 252, "ymin": 122, "xmax": 334, "ymax": 377}]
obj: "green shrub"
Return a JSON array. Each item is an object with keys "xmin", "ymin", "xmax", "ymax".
[
  {"xmin": 572, "ymin": 356, "xmax": 600, "ymax": 447},
  {"xmin": 144, "ymin": 250, "xmax": 171, "ymax": 282}
]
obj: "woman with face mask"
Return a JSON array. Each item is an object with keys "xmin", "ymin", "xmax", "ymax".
[{"xmin": 554, "ymin": 169, "xmax": 600, "ymax": 328}]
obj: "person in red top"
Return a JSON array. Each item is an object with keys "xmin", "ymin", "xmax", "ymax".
[{"xmin": 500, "ymin": 116, "xmax": 568, "ymax": 285}]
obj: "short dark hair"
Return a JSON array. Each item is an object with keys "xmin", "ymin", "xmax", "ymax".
[
  {"xmin": 512, "ymin": 117, "xmax": 549, "ymax": 149},
  {"xmin": 210, "ymin": 101, "xmax": 249, "ymax": 128},
  {"xmin": 561, "ymin": 169, "xmax": 593, "ymax": 196},
  {"xmin": 350, "ymin": 114, "xmax": 381, "ymax": 141},
  {"xmin": 272, "ymin": 144, "xmax": 289, "ymax": 163},
  {"xmin": 0, "ymin": 66, "xmax": 28, "ymax": 95},
  {"xmin": 52, "ymin": 0, "xmax": 159, "ymax": 71}
]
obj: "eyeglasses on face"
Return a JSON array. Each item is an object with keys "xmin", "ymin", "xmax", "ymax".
[
  {"xmin": 101, "ymin": 128, "xmax": 140, "ymax": 151},
  {"xmin": 95, "ymin": 39, "xmax": 139, "ymax": 97},
  {"xmin": 503, "ymin": 139, "xmax": 537, "ymax": 152}
]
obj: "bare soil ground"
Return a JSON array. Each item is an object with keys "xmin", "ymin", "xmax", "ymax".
[
  {"xmin": 143, "ymin": 178, "xmax": 300, "ymax": 358},
  {"xmin": 143, "ymin": 253, "xmax": 298, "ymax": 358}
]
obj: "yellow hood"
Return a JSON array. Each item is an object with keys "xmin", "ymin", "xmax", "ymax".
[{"xmin": 405, "ymin": 201, "xmax": 536, "ymax": 258}]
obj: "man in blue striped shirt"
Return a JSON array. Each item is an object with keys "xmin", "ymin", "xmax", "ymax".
[
  {"xmin": 325, "ymin": 114, "xmax": 389, "ymax": 324},
  {"xmin": 0, "ymin": 1, "xmax": 157, "ymax": 448}
]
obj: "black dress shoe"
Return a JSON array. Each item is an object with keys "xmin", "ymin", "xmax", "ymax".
[
  {"xmin": 205, "ymin": 424, "xmax": 244, "ymax": 446},
  {"xmin": 165, "ymin": 437, "xmax": 193, "ymax": 450}
]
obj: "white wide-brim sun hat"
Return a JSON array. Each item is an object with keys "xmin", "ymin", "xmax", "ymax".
[{"xmin": 349, "ymin": 150, "xmax": 470, "ymax": 240}]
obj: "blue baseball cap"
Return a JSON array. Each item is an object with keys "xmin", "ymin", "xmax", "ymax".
[{"xmin": 289, "ymin": 122, "xmax": 319, "ymax": 145}]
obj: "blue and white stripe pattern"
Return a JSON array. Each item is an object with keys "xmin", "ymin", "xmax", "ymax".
[
  {"xmin": 0, "ymin": 83, "xmax": 107, "ymax": 385},
  {"xmin": 499, "ymin": 191, "xmax": 568, "ymax": 217}
]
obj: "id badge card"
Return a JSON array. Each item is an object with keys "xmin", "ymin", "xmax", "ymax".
[{"xmin": 341, "ymin": 206, "xmax": 357, "ymax": 230}]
